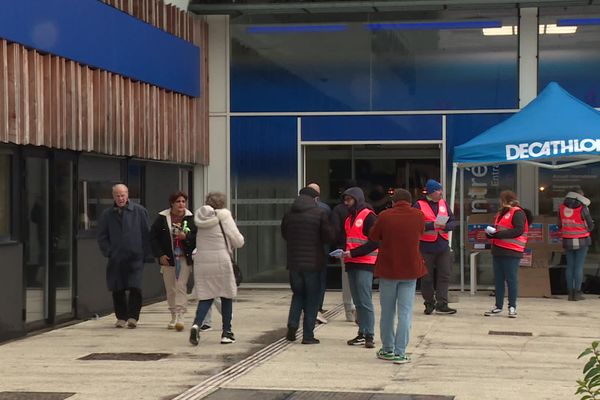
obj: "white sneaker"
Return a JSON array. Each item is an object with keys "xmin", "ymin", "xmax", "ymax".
[
  {"xmin": 316, "ymin": 312, "xmax": 328, "ymax": 324},
  {"xmin": 508, "ymin": 306, "xmax": 517, "ymax": 318},
  {"xmin": 167, "ymin": 313, "xmax": 176, "ymax": 330},
  {"xmin": 484, "ymin": 307, "xmax": 503, "ymax": 316}
]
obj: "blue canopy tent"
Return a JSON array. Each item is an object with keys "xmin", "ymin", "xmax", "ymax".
[{"xmin": 449, "ymin": 82, "xmax": 600, "ymax": 291}]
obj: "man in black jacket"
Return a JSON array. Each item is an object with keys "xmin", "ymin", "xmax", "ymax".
[{"xmin": 281, "ymin": 186, "xmax": 334, "ymax": 344}]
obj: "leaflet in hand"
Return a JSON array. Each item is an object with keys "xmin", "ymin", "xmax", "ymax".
[
  {"xmin": 434, "ymin": 215, "xmax": 449, "ymax": 226},
  {"xmin": 485, "ymin": 226, "xmax": 497, "ymax": 235},
  {"xmin": 329, "ymin": 249, "xmax": 345, "ymax": 258}
]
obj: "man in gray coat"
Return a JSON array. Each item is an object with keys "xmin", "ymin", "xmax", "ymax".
[{"xmin": 97, "ymin": 184, "xmax": 152, "ymax": 328}]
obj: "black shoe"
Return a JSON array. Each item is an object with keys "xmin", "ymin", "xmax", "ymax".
[
  {"xmin": 574, "ymin": 291, "xmax": 585, "ymax": 301},
  {"xmin": 199, "ymin": 324, "xmax": 212, "ymax": 332},
  {"xmin": 189, "ymin": 325, "xmax": 199, "ymax": 346},
  {"xmin": 435, "ymin": 303, "xmax": 457, "ymax": 315},
  {"xmin": 424, "ymin": 302, "xmax": 435, "ymax": 315},
  {"xmin": 365, "ymin": 335, "xmax": 375, "ymax": 349},
  {"xmin": 221, "ymin": 331, "xmax": 236, "ymax": 344},
  {"xmin": 301, "ymin": 337, "xmax": 320, "ymax": 345},
  {"xmin": 347, "ymin": 333, "xmax": 366, "ymax": 346},
  {"xmin": 286, "ymin": 326, "xmax": 298, "ymax": 341}
]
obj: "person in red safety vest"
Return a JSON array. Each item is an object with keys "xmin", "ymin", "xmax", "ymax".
[
  {"xmin": 484, "ymin": 190, "xmax": 532, "ymax": 318},
  {"xmin": 413, "ymin": 179, "xmax": 458, "ymax": 315},
  {"xmin": 558, "ymin": 189, "xmax": 594, "ymax": 301},
  {"xmin": 340, "ymin": 187, "xmax": 379, "ymax": 349}
]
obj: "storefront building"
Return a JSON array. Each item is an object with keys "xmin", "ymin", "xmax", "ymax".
[
  {"xmin": 0, "ymin": 0, "xmax": 208, "ymax": 341},
  {"xmin": 192, "ymin": 1, "xmax": 600, "ymax": 286}
]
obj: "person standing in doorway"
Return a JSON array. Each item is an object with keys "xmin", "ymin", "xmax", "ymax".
[
  {"xmin": 342, "ymin": 187, "xmax": 378, "ymax": 349},
  {"xmin": 307, "ymin": 182, "xmax": 331, "ymax": 325},
  {"xmin": 484, "ymin": 190, "xmax": 531, "ymax": 318},
  {"xmin": 413, "ymin": 179, "xmax": 458, "ymax": 315},
  {"xmin": 559, "ymin": 189, "xmax": 594, "ymax": 301},
  {"xmin": 281, "ymin": 186, "xmax": 334, "ymax": 344},
  {"xmin": 369, "ymin": 189, "xmax": 426, "ymax": 364},
  {"xmin": 97, "ymin": 184, "xmax": 152, "ymax": 329},
  {"xmin": 150, "ymin": 191, "xmax": 197, "ymax": 331}
]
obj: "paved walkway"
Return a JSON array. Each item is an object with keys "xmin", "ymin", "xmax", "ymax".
[{"xmin": 0, "ymin": 289, "xmax": 597, "ymax": 400}]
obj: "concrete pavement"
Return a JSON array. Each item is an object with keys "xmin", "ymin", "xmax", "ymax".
[{"xmin": 0, "ymin": 289, "xmax": 597, "ymax": 400}]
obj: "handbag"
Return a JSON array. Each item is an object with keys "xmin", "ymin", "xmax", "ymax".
[{"xmin": 218, "ymin": 221, "xmax": 243, "ymax": 286}]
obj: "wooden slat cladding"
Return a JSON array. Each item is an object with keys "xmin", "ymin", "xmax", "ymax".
[{"xmin": 0, "ymin": 37, "xmax": 208, "ymax": 164}]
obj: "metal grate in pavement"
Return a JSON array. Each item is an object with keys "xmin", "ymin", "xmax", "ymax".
[
  {"xmin": 78, "ymin": 352, "xmax": 170, "ymax": 361},
  {"xmin": 0, "ymin": 392, "xmax": 75, "ymax": 400},
  {"xmin": 202, "ymin": 389, "xmax": 454, "ymax": 400},
  {"xmin": 172, "ymin": 304, "xmax": 345, "ymax": 400},
  {"xmin": 488, "ymin": 330, "xmax": 533, "ymax": 337}
]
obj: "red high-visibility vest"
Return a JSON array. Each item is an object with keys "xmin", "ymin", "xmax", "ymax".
[
  {"xmin": 491, "ymin": 207, "xmax": 528, "ymax": 253},
  {"xmin": 418, "ymin": 199, "xmax": 449, "ymax": 242},
  {"xmin": 345, "ymin": 208, "xmax": 378, "ymax": 264},
  {"xmin": 560, "ymin": 204, "xmax": 590, "ymax": 239}
]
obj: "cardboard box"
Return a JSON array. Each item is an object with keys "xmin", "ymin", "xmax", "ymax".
[{"xmin": 519, "ymin": 267, "xmax": 552, "ymax": 297}]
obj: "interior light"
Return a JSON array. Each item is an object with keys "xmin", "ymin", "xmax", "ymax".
[
  {"xmin": 539, "ymin": 186, "xmax": 545, "ymax": 191},
  {"xmin": 367, "ymin": 20, "xmax": 502, "ymax": 31},
  {"xmin": 482, "ymin": 24, "xmax": 577, "ymax": 36}
]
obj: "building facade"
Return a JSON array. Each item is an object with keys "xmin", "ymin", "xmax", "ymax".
[
  {"xmin": 0, "ymin": 0, "xmax": 208, "ymax": 341},
  {"xmin": 194, "ymin": 1, "xmax": 600, "ymax": 286}
]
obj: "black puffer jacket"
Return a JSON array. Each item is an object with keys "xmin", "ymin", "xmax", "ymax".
[
  {"xmin": 281, "ymin": 194, "xmax": 334, "ymax": 271},
  {"xmin": 150, "ymin": 209, "xmax": 197, "ymax": 265}
]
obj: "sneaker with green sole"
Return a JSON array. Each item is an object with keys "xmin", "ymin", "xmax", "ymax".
[
  {"xmin": 393, "ymin": 354, "xmax": 411, "ymax": 364},
  {"xmin": 376, "ymin": 349, "xmax": 396, "ymax": 361}
]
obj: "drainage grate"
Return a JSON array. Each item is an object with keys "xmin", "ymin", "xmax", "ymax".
[
  {"xmin": 0, "ymin": 392, "xmax": 75, "ymax": 400},
  {"xmin": 78, "ymin": 352, "xmax": 170, "ymax": 361},
  {"xmin": 488, "ymin": 330, "xmax": 533, "ymax": 337},
  {"xmin": 202, "ymin": 389, "xmax": 454, "ymax": 400}
]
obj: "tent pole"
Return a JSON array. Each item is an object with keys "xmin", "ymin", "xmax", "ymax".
[
  {"xmin": 460, "ymin": 167, "xmax": 465, "ymax": 294},
  {"xmin": 449, "ymin": 163, "xmax": 460, "ymax": 290}
]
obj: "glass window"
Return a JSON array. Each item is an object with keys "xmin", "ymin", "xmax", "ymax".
[
  {"xmin": 231, "ymin": 10, "xmax": 518, "ymax": 112},
  {"xmin": 0, "ymin": 154, "xmax": 11, "ymax": 241},
  {"xmin": 127, "ymin": 162, "xmax": 144, "ymax": 205},
  {"xmin": 78, "ymin": 156, "xmax": 123, "ymax": 231},
  {"xmin": 539, "ymin": 6, "xmax": 600, "ymax": 106}
]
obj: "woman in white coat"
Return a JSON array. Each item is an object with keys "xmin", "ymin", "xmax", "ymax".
[{"xmin": 189, "ymin": 192, "xmax": 244, "ymax": 346}]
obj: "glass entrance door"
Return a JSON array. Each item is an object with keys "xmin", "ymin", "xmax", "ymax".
[
  {"xmin": 305, "ymin": 144, "xmax": 441, "ymax": 207},
  {"xmin": 24, "ymin": 155, "xmax": 75, "ymax": 325}
]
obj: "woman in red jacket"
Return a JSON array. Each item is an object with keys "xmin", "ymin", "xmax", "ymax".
[{"xmin": 484, "ymin": 190, "xmax": 532, "ymax": 318}]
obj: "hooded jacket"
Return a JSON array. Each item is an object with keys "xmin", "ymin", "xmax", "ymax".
[
  {"xmin": 558, "ymin": 192, "xmax": 594, "ymax": 249},
  {"xmin": 281, "ymin": 194, "xmax": 334, "ymax": 271},
  {"xmin": 342, "ymin": 187, "xmax": 378, "ymax": 271}
]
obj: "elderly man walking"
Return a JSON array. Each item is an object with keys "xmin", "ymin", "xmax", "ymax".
[
  {"xmin": 369, "ymin": 189, "xmax": 426, "ymax": 364},
  {"xmin": 97, "ymin": 184, "xmax": 152, "ymax": 328}
]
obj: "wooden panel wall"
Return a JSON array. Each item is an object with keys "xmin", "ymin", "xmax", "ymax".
[{"xmin": 0, "ymin": 0, "xmax": 208, "ymax": 165}]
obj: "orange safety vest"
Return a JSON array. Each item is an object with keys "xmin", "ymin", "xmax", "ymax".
[
  {"xmin": 418, "ymin": 199, "xmax": 449, "ymax": 242},
  {"xmin": 560, "ymin": 204, "xmax": 590, "ymax": 239},
  {"xmin": 345, "ymin": 208, "xmax": 378, "ymax": 264},
  {"xmin": 491, "ymin": 207, "xmax": 528, "ymax": 253}
]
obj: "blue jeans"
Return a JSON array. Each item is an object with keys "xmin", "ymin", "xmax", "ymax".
[
  {"xmin": 379, "ymin": 278, "xmax": 416, "ymax": 357},
  {"xmin": 347, "ymin": 269, "xmax": 375, "ymax": 337},
  {"xmin": 287, "ymin": 270, "xmax": 321, "ymax": 340},
  {"xmin": 565, "ymin": 246, "xmax": 589, "ymax": 291},
  {"xmin": 193, "ymin": 297, "xmax": 232, "ymax": 332},
  {"xmin": 493, "ymin": 256, "xmax": 520, "ymax": 309}
]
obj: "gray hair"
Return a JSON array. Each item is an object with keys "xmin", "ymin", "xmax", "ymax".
[{"xmin": 205, "ymin": 191, "xmax": 226, "ymax": 209}]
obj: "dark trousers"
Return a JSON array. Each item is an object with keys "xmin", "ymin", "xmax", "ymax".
[
  {"xmin": 421, "ymin": 248, "xmax": 451, "ymax": 305},
  {"xmin": 112, "ymin": 288, "xmax": 142, "ymax": 321},
  {"xmin": 493, "ymin": 255, "xmax": 520, "ymax": 309},
  {"xmin": 194, "ymin": 297, "xmax": 233, "ymax": 332},
  {"xmin": 287, "ymin": 270, "xmax": 321, "ymax": 340}
]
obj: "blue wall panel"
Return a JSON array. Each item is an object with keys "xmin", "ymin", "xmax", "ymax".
[
  {"xmin": 231, "ymin": 117, "xmax": 297, "ymax": 179},
  {"xmin": 301, "ymin": 115, "xmax": 441, "ymax": 142},
  {"xmin": 0, "ymin": 0, "xmax": 200, "ymax": 97}
]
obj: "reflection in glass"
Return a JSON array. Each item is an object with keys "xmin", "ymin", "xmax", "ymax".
[
  {"xmin": 0, "ymin": 155, "xmax": 10, "ymax": 241},
  {"xmin": 25, "ymin": 158, "xmax": 48, "ymax": 322},
  {"xmin": 78, "ymin": 156, "xmax": 122, "ymax": 231},
  {"xmin": 55, "ymin": 160, "xmax": 74, "ymax": 316}
]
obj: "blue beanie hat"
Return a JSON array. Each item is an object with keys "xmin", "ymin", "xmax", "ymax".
[{"xmin": 425, "ymin": 179, "xmax": 443, "ymax": 194}]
